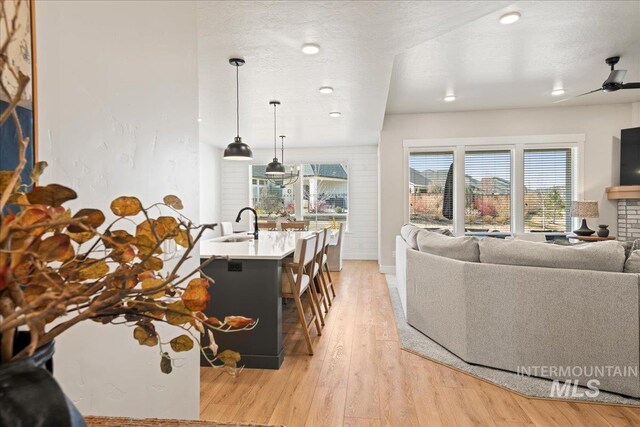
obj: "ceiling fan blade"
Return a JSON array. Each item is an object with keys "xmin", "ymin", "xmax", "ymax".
[
  {"xmin": 604, "ymin": 69, "xmax": 627, "ymax": 85},
  {"xmin": 622, "ymin": 82, "xmax": 640, "ymax": 89},
  {"xmin": 554, "ymin": 87, "xmax": 603, "ymax": 103}
]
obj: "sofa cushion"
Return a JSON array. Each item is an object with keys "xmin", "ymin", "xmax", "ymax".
[
  {"xmin": 401, "ymin": 224, "xmax": 453, "ymax": 250},
  {"xmin": 400, "ymin": 224, "xmax": 422, "ymax": 250},
  {"xmin": 479, "ymin": 238, "xmax": 625, "ymax": 272},
  {"xmin": 417, "ymin": 230, "xmax": 480, "ymax": 262},
  {"xmin": 623, "ymin": 239, "xmax": 640, "ymax": 273}
]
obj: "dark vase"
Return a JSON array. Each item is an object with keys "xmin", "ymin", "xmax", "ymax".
[
  {"xmin": 597, "ymin": 224, "xmax": 610, "ymax": 238},
  {"xmin": 0, "ymin": 332, "xmax": 86, "ymax": 427}
]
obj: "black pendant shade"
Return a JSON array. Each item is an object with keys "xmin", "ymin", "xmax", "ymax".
[
  {"xmin": 265, "ymin": 100, "xmax": 285, "ymax": 175},
  {"xmin": 224, "ymin": 136, "xmax": 253, "ymax": 160},
  {"xmin": 265, "ymin": 159, "xmax": 286, "ymax": 175},
  {"xmin": 224, "ymin": 58, "xmax": 252, "ymax": 161}
]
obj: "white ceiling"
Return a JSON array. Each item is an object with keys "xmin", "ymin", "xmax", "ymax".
[
  {"xmin": 196, "ymin": 1, "xmax": 509, "ymax": 148},
  {"xmin": 387, "ymin": 1, "xmax": 640, "ymax": 114}
]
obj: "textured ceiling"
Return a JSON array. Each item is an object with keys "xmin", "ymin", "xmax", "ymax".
[
  {"xmin": 196, "ymin": 1, "xmax": 509, "ymax": 148},
  {"xmin": 386, "ymin": 1, "xmax": 640, "ymax": 114}
]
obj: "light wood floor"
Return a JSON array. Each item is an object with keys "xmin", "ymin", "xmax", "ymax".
[{"xmin": 200, "ymin": 260, "xmax": 640, "ymax": 426}]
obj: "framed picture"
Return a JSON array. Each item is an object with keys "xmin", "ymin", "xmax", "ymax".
[{"xmin": 0, "ymin": 0, "xmax": 37, "ymax": 183}]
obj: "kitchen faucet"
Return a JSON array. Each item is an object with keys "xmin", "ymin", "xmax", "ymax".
[{"xmin": 235, "ymin": 207, "xmax": 259, "ymax": 239}]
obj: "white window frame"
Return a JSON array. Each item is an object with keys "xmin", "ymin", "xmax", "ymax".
[
  {"xmin": 248, "ymin": 160, "xmax": 351, "ymax": 232},
  {"xmin": 403, "ymin": 134, "xmax": 585, "ymax": 235}
]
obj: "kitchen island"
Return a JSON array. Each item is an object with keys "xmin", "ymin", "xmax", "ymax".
[{"xmin": 199, "ymin": 231, "xmax": 312, "ymax": 369}]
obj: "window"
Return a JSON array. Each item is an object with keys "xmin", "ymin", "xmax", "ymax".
[
  {"xmin": 251, "ymin": 162, "xmax": 349, "ymax": 230},
  {"xmin": 524, "ymin": 148, "xmax": 573, "ymax": 232},
  {"xmin": 251, "ymin": 165, "xmax": 295, "ymax": 220},
  {"xmin": 303, "ymin": 163, "xmax": 348, "ymax": 230},
  {"xmin": 408, "ymin": 152, "xmax": 454, "ymax": 229},
  {"xmin": 464, "ymin": 150, "xmax": 511, "ymax": 232},
  {"xmin": 406, "ymin": 138, "xmax": 580, "ymax": 235}
]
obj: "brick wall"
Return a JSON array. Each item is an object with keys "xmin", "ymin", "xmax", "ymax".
[{"xmin": 618, "ymin": 200, "xmax": 640, "ymax": 242}]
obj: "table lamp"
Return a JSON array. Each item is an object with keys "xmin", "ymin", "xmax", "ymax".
[{"xmin": 570, "ymin": 201, "xmax": 599, "ymax": 236}]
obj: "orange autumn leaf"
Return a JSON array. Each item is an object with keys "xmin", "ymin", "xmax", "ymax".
[
  {"xmin": 27, "ymin": 184, "xmax": 77, "ymax": 207},
  {"xmin": 182, "ymin": 278, "xmax": 210, "ymax": 311},
  {"xmin": 174, "ymin": 228, "xmax": 190, "ymax": 248},
  {"xmin": 142, "ymin": 256, "xmax": 163, "ymax": 271},
  {"xmin": 110, "ymin": 196, "xmax": 143, "ymax": 217},
  {"xmin": 206, "ymin": 316, "xmax": 222, "ymax": 326},
  {"xmin": 78, "ymin": 259, "xmax": 109, "ymax": 280},
  {"xmin": 68, "ymin": 208, "xmax": 106, "ymax": 233},
  {"xmin": 163, "ymin": 195, "xmax": 183, "ymax": 210},
  {"xmin": 37, "ymin": 234, "xmax": 72, "ymax": 262},
  {"xmin": 141, "ymin": 278, "xmax": 164, "ymax": 298},
  {"xmin": 156, "ymin": 216, "xmax": 179, "ymax": 238},
  {"xmin": 165, "ymin": 301, "xmax": 192, "ymax": 325},
  {"xmin": 224, "ymin": 316, "xmax": 256, "ymax": 328}
]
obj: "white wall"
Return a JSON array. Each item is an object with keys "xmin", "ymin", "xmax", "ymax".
[
  {"xmin": 199, "ymin": 143, "xmax": 222, "ymax": 238},
  {"xmin": 379, "ymin": 103, "xmax": 634, "ymax": 270},
  {"xmin": 221, "ymin": 145, "xmax": 378, "ymax": 259},
  {"xmin": 36, "ymin": 0, "xmax": 200, "ymax": 419}
]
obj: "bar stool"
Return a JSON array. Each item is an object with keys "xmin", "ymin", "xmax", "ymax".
[
  {"xmin": 315, "ymin": 228, "xmax": 334, "ymax": 310},
  {"xmin": 320, "ymin": 227, "xmax": 337, "ymax": 298},
  {"xmin": 281, "ymin": 233, "xmax": 322, "ymax": 355}
]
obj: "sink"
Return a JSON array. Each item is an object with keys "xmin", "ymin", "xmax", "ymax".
[{"xmin": 214, "ymin": 234, "xmax": 254, "ymax": 243}]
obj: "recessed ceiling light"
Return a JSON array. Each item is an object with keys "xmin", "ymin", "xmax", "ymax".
[
  {"xmin": 499, "ymin": 11, "xmax": 521, "ymax": 25},
  {"xmin": 197, "ymin": 117, "xmax": 203, "ymax": 122},
  {"xmin": 302, "ymin": 43, "xmax": 320, "ymax": 55},
  {"xmin": 551, "ymin": 88, "xmax": 565, "ymax": 96},
  {"xmin": 329, "ymin": 112, "xmax": 341, "ymax": 117},
  {"xmin": 444, "ymin": 95, "xmax": 456, "ymax": 102},
  {"xmin": 319, "ymin": 86, "xmax": 334, "ymax": 94}
]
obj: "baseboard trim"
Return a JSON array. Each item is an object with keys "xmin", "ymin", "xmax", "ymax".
[{"xmin": 379, "ymin": 264, "xmax": 396, "ymax": 275}]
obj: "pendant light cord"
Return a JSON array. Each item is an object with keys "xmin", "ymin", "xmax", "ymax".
[
  {"xmin": 236, "ymin": 64, "xmax": 240, "ymax": 138},
  {"xmin": 273, "ymin": 103, "xmax": 277, "ymax": 157}
]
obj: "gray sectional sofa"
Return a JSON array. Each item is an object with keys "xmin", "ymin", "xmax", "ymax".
[{"xmin": 395, "ymin": 225, "xmax": 640, "ymax": 398}]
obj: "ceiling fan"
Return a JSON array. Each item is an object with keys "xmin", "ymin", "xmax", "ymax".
[{"xmin": 556, "ymin": 56, "xmax": 640, "ymax": 103}]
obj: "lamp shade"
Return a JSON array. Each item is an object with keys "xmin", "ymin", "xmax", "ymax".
[
  {"xmin": 223, "ymin": 136, "xmax": 253, "ymax": 160},
  {"xmin": 265, "ymin": 159, "xmax": 285, "ymax": 175},
  {"xmin": 570, "ymin": 201, "xmax": 599, "ymax": 218}
]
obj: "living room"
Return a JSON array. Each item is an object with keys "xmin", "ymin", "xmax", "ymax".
[{"xmin": 1, "ymin": 1, "xmax": 640, "ymax": 426}]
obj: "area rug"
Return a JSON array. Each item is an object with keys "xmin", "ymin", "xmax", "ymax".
[
  {"xmin": 385, "ymin": 274, "xmax": 640, "ymax": 406},
  {"xmin": 84, "ymin": 416, "xmax": 284, "ymax": 427}
]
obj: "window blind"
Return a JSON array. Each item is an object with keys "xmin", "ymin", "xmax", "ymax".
[
  {"xmin": 523, "ymin": 149, "xmax": 573, "ymax": 232},
  {"xmin": 464, "ymin": 150, "xmax": 512, "ymax": 232},
  {"xmin": 408, "ymin": 152, "xmax": 454, "ymax": 229}
]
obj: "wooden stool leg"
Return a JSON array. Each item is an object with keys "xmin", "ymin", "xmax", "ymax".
[
  {"xmin": 315, "ymin": 274, "xmax": 330, "ymax": 314},
  {"xmin": 308, "ymin": 281, "xmax": 325, "ymax": 326},
  {"xmin": 317, "ymin": 267, "xmax": 332, "ymax": 308},
  {"xmin": 305, "ymin": 292, "xmax": 322, "ymax": 336},
  {"xmin": 324, "ymin": 263, "xmax": 336, "ymax": 298},
  {"xmin": 293, "ymin": 294, "xmax": 314, "ymax": 355}
]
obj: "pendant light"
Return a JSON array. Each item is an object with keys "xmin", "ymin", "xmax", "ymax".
[
  {"xmin": 265, "ymin": 101, "xmax": 285, "ymax": 175},
  {"xmin": 224, "ymin": 58, "xmax": 253, "ymax": 160},
  {"xmin": 272, "ymin": 135, "xmax": 300, "ymax": 188}
]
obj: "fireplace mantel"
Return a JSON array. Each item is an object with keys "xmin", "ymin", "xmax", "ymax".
[{"xmin": 606, "ymin": 186, "xmax": 640, "ymax": 200}]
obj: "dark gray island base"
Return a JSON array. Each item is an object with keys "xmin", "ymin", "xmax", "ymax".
[
  {"xmin": 200, "ymin": 257, "xmax": 284, "ymax": 369},
  {"xmin": 198, "ymin": 231, "xmax": 314, "ymax": 369}
]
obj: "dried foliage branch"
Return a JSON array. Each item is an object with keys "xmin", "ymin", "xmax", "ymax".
[{"xmin": 0, "ymin": 0, "xmax": 255, "ymax": 373}]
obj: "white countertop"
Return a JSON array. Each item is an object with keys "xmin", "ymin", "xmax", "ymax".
[{"xmin": 200, "ymin": 231, "xmax": 314, "ymax": 260}]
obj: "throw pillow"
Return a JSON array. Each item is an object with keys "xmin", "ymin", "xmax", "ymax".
[
  {"xmin": 416, "ymin": 230, "xmax": 480, "ymax": 262},
  {"xmin": 400, "ymin": 224, "xmax": 421, "ymax": 250}
]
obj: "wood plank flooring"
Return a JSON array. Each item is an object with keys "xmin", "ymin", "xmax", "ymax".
[{"xmin": 200, "ymin": 260, "xmax": 640, "ymax": 426}]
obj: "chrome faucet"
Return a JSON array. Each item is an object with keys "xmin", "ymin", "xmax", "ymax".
[{"xmin": 235, "ymin": 207, "xmax": 259, "ymax": 239}]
